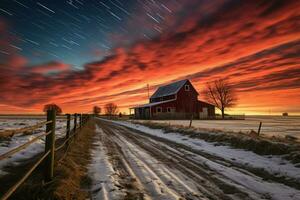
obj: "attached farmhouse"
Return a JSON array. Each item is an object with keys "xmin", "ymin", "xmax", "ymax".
[{"xmin": 131, "ymin": 79, "xmax": 215, "ymax": 119}]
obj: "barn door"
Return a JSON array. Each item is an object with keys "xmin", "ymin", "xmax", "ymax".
[
  {"xmin": 145, "ymin": 108, "xmax": 150, "ymax": 119},
  {"xmin": 200, "ymin": 107, "xmax": 208, "ymax": 119}
]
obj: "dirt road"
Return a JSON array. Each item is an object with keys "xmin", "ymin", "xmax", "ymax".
[{"xmin": 89, "ymin": 119, "xmax": 300, "ymax": 200}]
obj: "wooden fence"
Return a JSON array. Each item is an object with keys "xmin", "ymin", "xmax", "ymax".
[
  {"xmin": 0, "ymin": 111, "xmax": 92, "ymax": 200},
  {"xmin": 209, "ymin": 114, "xmax": 245, "ymax": 120}
]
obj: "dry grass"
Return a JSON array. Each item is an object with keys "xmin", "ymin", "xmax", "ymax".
[
  {"xmin": 0, "ymin": 121, "xmax": 47, "ymax": 140},
  {"xmin": 0, "ymin": 119, "xmax": 97, "ymax": 200},
  {"xmin": 0, "ymin": 130, "xmax": 15, "ymax": 139},
  {"xmin": 50, "ymin": 119, "xmax": 96, "ymax": 200}
]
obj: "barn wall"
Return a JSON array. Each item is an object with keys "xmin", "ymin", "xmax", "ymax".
[
  {"xmin": 151, "ymin": 101, "xmax": 177, "ymax": 115},
  {"xmin": 134, "ymin": 107, "xmax": 150, "ymax": 119},
  {"xmin": 208, "ymin": 106, "xmax": 215, "ymax": 117},
  {"xmin": 175, "ymin": 81, "xmax": 199, "ymax": 114},
  {"xmin": 152, "ymin": 112, "xmax": 192, "ymax": 119},
  {"xmin": 198, "ymin": 101, "xmax": 216, "ymax": 119},
  {"xmin": 134, "ymin": 80, "xmax": 216, "ymax": 120}
]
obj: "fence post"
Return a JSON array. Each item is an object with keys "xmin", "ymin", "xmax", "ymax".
[
  {"xmin": 73, "ymin": 113, "xmax": 77, "ymax": 133},
  {"xmin": 257, "ymin": 121, "xmax": 262, "ymax": 135},
  {"xmin": 189, "ymin": 114, "xmax": 193, "ymax": 128},
  {"xmin": 66, "ymin": 114, "xmax": 70, "ymax": 146},
  {"xmin": 45, "ymin": 109, "xmax": 56, "ymax": 182},
  {"xmin": 80, "ymin": 114, "xmax": 82, "ymax": 129}
]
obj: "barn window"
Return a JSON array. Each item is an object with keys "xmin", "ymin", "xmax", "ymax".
[
  {"xmin": 185, "ymin": 84, "xmax": 190, "ymax": 91},
  {"xmin": 167, "ymin": 107, "xmax": 175, "ymax": 112},
  {"xmin": 156, "ymin": 107, "xmax": 162, "ymax": 112},
  {"xmin": 167, "ymin": 107, "xmax": 173, "ymax": 112}
]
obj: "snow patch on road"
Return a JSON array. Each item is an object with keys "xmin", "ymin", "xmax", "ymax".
[
  {"xmin": 99, "ymin": 118, "xmax": 300, "ymax": 200},
  {"xmin": 88, "ymin": 125, "xmax": 124, "ymax": 199}
]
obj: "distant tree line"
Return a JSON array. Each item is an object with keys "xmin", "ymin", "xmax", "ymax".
[
  {"xmin": 43, "ymin": 103, "xmax": 120, "ymax": 117},
  {"xmin": 93, "ymin": 103, "xmax": 119, "ymax": 116}
]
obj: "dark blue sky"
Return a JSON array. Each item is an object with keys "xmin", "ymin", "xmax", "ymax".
[{"xmin": 0, "ymin": 0, "xmax": 176, "ymax": 69}]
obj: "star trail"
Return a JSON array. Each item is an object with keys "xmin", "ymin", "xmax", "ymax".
[
  {"xmin": 0, "ymin": 0, "xmax": 177, "ymax": 68},
  {"xmin": 0, "ymin": 0, "xmax": 300, "ymax": 114}
]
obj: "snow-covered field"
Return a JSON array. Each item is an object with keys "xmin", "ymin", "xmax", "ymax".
[
  {"xmin": 94, "ymin": 118, "xmax": 300, "ymax": 200},
  {"xmin": 135, "ymin": 116, "xmax": 300, "ymax": 141},
  {"xmin": 0, "ymin": 118, "xmax": 42, "ymax": 131},
  {"xmin": 110, "ymin": 119, "xmax": 300, "ymax": 181},
  {"xmin": 0, "ymin": 117, "xmax": 73, "ymax": 176}
]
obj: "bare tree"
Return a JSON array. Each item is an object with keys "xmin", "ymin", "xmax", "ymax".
[
  {"xmin": 93, "ymin": 106, "xmax": 101, "ymax": 115},
  {"xmin": 104, "ymin": 103, "xmax": 118, "ymax": 116},
  {"xmin": 43, "ymin": 103, "xmax": 62, "ymax": 115},
  {"xmin": 203, "ymin": 79, "xmax": 237, "ymax": 119}
]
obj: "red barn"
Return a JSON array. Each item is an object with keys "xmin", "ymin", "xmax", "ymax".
[{"xmin": 131, "ymin": 79, "xmax": 215, "ymax": 119}]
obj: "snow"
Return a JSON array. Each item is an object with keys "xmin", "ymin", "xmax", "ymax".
[
  {"xmin": 0, "ymin": 118, "xmax": 73, "ymax": 176},
  {"xmin": 113, "ymin": 129, "xmax": 201, "ymax": 199},
  {"xmin": 88, "ymin": 125, "xmax": 124, "ymax": 199},
  {"xmin": 91, "ymin": 123, "xmax": 208, "ymax": 199},
  {"xmin": 99, "ymin": 118, "xmax": 300, "ymax": 200},
  {"xmin": 135, "ymin": 115, "xmax": 300, "ymax": 141},
  {"xmin": 102, "ymin": 119, "xmax": 300, "ymax": 182},
  {"xmin": 0, "ymin": 118, "xmax": 41, "ymax": 131},
  {"xmin": 185, "ymin": 149, "xmax": 300, "ymax": 200}
]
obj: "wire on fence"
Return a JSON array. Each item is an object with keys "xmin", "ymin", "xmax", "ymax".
[
  {"xmin": 0, "ymin": 121, "xmax": 52, "ymax": 136},
  {"xmin": 0, "ymin": 130, "xmax": 52, "ymax": 161},
  {"xmin": 1, "ymin": 150, "xmax": 51, "ymax": 200},
  {"xmin": 0, "ymin": 113, "xmax": 91, "ymax": 200},
  {"xmin": 55, "ymin": 133, "xmax": 76, "ymax": 152},
  {"xmin": 44, "ymin": 120, "xmax": 53, "ymax": 125}
]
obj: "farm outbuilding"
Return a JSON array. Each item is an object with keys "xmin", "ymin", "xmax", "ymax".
[{"xmin": 131, "ymin": 79, "xmax": 215, "ymax": 119}]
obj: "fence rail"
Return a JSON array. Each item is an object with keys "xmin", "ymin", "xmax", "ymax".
[
  {"xmin": 0, "ymin": 130, "xmax": 52, "ymax": 161},
  {"xmin": 199, "ymin": 114, "xmax": 245, "ymax": 120},
  {"xmin": 0, "ymin": 120, "xmax": 52, "ymax": 138},
  {"xmin": 0, "ymin": 111, "xmax": 92, "ymax": 200}
]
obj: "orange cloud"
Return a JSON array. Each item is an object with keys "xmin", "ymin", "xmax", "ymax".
[
  {"xmin": 0, "ymin": 1, "xmax": 300, "ymax": 114},
  {"xmin": 28, "ymin": 61, "xmax": 70, "ymax": 74}
]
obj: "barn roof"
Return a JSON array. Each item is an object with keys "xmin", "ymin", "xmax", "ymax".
[
  {"xmin": 198, "ymin": 100, "xmax": 215, "ymax": 107},
  {"xmin": 131, "ymin": 99, "xmax": 175, "ymax": 108},
  {"xmin": 150, "ymin": 79, "xmax": 188, "ymax": 99}
]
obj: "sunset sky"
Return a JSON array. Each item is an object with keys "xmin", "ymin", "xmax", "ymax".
[{"xmin": 0, "ymin": 0, "xmax": 299, "ymax": 115}]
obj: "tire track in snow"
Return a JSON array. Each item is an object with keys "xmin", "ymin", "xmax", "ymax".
[
  {"xmin": 97, "ymin": 120, "xmax": 224, "ymax": 199},
  {"xmin": 113, "ymin": 133, "xmax": 187, "ymax": 200},
  {"xmin": 109, "ymin": 125, "xmax": 240, "ymax": 199},
  {"xmin": 113, "ymin": 128, "xmax": 210, "ymax": 199},
  {"xmin": 100, "ymin": 119, "xmax": 300, "ymax": 200},
  {"xmin": 95, "ymin": 124, "xmax": 152, "ymax": 200},
  {"xmin": 89, "ymin": 125, "xmax": 124, "ymax": 200}
]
